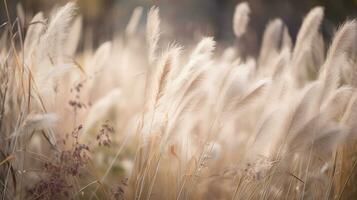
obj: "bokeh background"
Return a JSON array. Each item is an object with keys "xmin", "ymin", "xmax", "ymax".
[{"xmin": 1, "ymin": 0, "xmax": 357, "ymax": 53}]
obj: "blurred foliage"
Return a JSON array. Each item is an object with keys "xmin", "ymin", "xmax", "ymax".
[{"xmin": 1, "ymin": 0, "xmax": 356, "ymax": 47}]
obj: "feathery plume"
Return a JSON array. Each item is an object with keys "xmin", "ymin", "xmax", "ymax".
[
  {"xmin": 152, "ymin": 44, "xmax": 182, "ymax": 104},
  {"xmin": 65, "ymin": 16, "xmax": 82, "ymax": 56},
  {"xmin": 24, "ymin": 12, "xmax": 45, "ymax": 61},
  {"xmin": 293, "ymin": 6, "xmax": 324, "ymax": 60},
  {"xmin": 23, "ymin": 113, "xmax": 59, "ymax": 131},
  {"xmin": 259, "ymin": 19, "xmax": 285, "ymax": 66},
  {"xmin": 191, "ymin": 37, "xmax": 216, "ymax": 58},
  {"xmin": 234, "ymin": 79, "xmax": 270, "ymax": 109},
  {"xmin": 37, "ymin": 2, "xmax": 77, "ymax": 66},
  {"xmin": 146, "ymin": 6, "xmax": 161, "ymax": 64},
  {"xmin": 83, "ymin": 89, "xmax": 121, "ymax": 135},
  {"xmin": 16, "ymin": 3, "xmax": 25, "ymax": 27},
  {"xmin": 126, "ymin": 7, "xmax": 143, "ymax": 37},
  {"xmin": 326, "ymin": 20, "xmax": 357, "ymax": 61},
  {"xmin": 88, "ymin": 41, "xmax": 112, "ymax": 76},
  {"xmin": 320, "ymin": 20, "xmax": 357, "ymax": 93},
  {"xmin": 233, "ymin": 2, "xmax": 250, "ymax": 38},
  {"xmin": 322, "ymin": 86, "xmax": 353, "ymax": 120}
]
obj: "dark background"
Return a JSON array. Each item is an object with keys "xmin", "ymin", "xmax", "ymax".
[{"xmin": 1, "ymin": 0, "xmax": 357, "ymax": 51}]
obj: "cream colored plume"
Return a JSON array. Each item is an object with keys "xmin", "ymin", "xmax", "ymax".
[
  {"xmin": 126, "ymin": 7, "xmax": 143, "ymax": 37},
  {"xmin": 24, "ymin": 12, "xmax": 45, "ymax": 62},
  {"xmin": 146, "ymin": 6, "xmax": 161, "ymax": 64},
  {"xmin": 233, "ymin": 2, "xmax": 250, "ymax": 38},
  {"xmin": 82, "ymin": 89, "xmax": 121, "ymax": 136},
  {"xmin": 37, "ymin": 2, "xmax": 77, "ymax": 67},
  {"xmin": 293, "ymin": 6, "xmax": 324, "ymax": 60}
]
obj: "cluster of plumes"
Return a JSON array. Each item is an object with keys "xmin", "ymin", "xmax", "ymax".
[{"xmin": 0, "ymin": 1, "xmax": 357, "ymax": 199}]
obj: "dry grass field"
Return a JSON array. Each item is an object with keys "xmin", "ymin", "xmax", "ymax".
[{"xmin": 0, "ymin": 1, "xmax": 357, "ymax": 199}]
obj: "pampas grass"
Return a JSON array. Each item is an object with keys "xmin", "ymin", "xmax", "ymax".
[{"xmin": 1, "ymin": 1, "xmax": 357, "ymax": 199}]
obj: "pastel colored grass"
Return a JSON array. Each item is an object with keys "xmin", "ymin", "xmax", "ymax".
[{"xmin": 0, "ymin": 1, "xmax": 357, "ymax": 199}]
